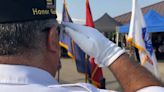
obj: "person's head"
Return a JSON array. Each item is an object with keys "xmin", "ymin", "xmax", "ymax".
[
  {"xmin": 0, "ymin": 0, "xmax": 60, "ymax": 76},
  {"xmin": 0, "ymin": 19, "xmax": 60, "ymax": 76}
]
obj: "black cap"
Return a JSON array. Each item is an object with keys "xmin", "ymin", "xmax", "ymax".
[{"xmin": 0, "ymin": 0, "xmax": 57, "ymax": 23}]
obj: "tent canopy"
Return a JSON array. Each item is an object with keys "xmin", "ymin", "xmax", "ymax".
[
  {"xmin": 119, "ymin": 10, "xmax": 164, "ymax": 33},
  {"xmin": 94, "ymin": 13, "xmax": 121, "ymax": 33}
]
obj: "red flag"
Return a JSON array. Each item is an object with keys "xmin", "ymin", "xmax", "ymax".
[{"xmin": 86, "ymin": 0, "xmax": 104, "ymax": 88}]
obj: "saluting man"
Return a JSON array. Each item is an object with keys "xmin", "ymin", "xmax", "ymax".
[{"xmin": 0, "ymin": 0, "xmax": 163, "ymax": 92}]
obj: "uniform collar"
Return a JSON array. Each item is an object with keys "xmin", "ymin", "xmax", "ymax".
[{"xmin": 0, "ymin": 64, "xmax": 58, "ymax": 85}]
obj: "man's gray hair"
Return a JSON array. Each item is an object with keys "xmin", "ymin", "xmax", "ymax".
[{"xmin": 0, "ymin": 19, "xmax": 58, "ymax": 55}]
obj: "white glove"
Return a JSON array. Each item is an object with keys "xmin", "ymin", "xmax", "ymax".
[{"xmin": 62, "ymin": 22, "xmax": 125, "ymax": 67}]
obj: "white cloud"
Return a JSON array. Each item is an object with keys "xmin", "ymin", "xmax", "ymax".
[{"xmin": 56, "ymin": 11, "xmax": 85, "ymax": 24}]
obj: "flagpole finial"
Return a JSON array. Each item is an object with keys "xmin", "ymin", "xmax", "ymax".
[
  {"xmin": 86, "ymin": 0, "xmax": 89, "ymax": 4},
  {"xmin": 64, "ymin": 0, "xmax": 66, "ymax": 5}
]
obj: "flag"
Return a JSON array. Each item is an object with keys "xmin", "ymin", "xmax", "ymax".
[
  {"xmin": 59, "ymin": 0, "xmax": 73, "ymax": 59},
  {"xmin": 128, "ymin": 0, "xmax": 160, "ymax": 79},
  {"xmin": 60, "ymin": 0, "xmax": 91, "ymax": 74},
  {"xmin": 86, "ymin": 0, "xmax": 104, "ymax": 88}
]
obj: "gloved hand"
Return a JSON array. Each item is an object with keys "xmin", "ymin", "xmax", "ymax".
[{"xmin": 62, "ymin": 22, "xmax": 125, "ymax": 67}]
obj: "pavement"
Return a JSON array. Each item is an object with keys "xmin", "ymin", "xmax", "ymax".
[{"xmin": 55, "ymin": 58, "xmax": 164, "ymax": 91}]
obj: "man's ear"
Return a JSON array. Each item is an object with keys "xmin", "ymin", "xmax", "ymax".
[{"xmin": 47, "ymin": 27, "xmax": 59, "ymax": 52}]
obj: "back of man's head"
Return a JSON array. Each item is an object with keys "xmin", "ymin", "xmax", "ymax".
[
  {"xmin": 0, "ymin": 19, "xmax": 58, "ymax": 55},
  {"xmin": 0, "ymin": 0, "xmax": 60, "ymax": 76}
]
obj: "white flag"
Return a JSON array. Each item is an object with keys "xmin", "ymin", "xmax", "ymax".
[{"xmin": 128, "ymin": 0, "xmax": 160, "ymax": 79}]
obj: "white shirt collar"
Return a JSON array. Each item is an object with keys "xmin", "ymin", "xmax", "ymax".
[{"xmin": 0, "ymin": 64, "xmax": 58, "ymax": 85}]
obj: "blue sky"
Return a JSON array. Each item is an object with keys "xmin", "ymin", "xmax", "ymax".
[{"xmin": 56, "ymin": 0, "xmax": 162, "ymax": 22}]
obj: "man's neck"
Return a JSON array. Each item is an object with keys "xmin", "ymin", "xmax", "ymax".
[{"xmin": 0, "ymin": 54, "xmax": 49, "ymax": 75}]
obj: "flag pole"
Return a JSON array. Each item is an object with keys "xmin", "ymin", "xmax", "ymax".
[
  {"xmin": 85, "ymin": 54, "xmax": 88, "ymax": 83},
  {"xmin": 57, "ymin": 69, "xmax": 60, "ymax": 82},
  {"xmin": 116, "ymin": 26, "xmax": 119, "ymax": 46},
  {"xmin": 57, "ymin": 60, "xmax": 61, "ymax": 82},
  {"xmin": 85, "ymin": 0, "xmax": 89, "ymax": 83}
]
